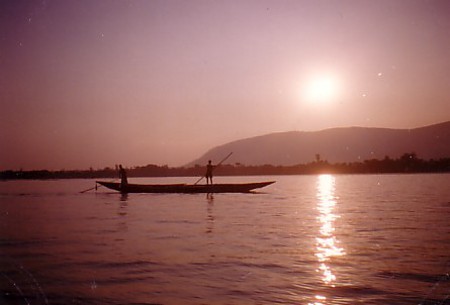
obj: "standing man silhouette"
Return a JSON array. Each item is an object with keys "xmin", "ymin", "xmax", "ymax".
[
  {"xmin": 205, "ymin": 160, "xmax": 214, "ymax": 185},
  {"xmin": 118, "ymin": 164, "xmax": 128, "ymax": 190}
]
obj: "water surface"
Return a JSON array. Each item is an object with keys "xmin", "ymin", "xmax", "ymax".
[{"xmin": 1, "ymin": 174, "xmax": 449, "ymax": 304}]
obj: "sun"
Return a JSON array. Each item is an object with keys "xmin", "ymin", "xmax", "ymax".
[{"xmin": 301, "ymin": 74, "xmax": 340, "ymax": 105}]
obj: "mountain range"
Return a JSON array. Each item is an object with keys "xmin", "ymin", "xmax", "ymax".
[{"xmin": 188, "ymin": 121, "xmax": 450, "ymax": 166}]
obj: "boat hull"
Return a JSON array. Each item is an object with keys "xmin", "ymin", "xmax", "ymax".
[{"xmin": 96, "ymin": 181, "xmax": 275, "ymax": 194}]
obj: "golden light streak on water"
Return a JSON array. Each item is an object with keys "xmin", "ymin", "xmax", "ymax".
[
  {"xmin": 308, "ymin": 294, "xmax": 328, "ymax": 305},
  {"xmin": 310, "ymin": 174, "xmax": 345, "ymax": 304}
]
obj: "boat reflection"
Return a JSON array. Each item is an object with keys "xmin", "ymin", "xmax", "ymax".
[
  {"xmin": 309, "ymin": 174, "xmax": 345, "ymax": 305},
  {"xmin": 120, "ymin": 193, "xmax": 129, "ymax": 202},
  {"xmin": 206, "ymin": 194, "xmax": 215, "ymax": 234}
]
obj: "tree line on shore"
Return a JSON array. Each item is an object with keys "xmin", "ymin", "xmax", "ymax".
[{"xmin": 1, "ymin": 153, "xmax": 449, "ymax": 180}]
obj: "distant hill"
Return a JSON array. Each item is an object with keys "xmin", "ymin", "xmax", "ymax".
[{"xmin": 187, "ymin": 121, "xmax": 450, "ymax": 166}]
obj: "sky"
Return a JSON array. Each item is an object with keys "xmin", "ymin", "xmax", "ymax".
[{"xmin": 1, "ymin": 0, "xmax": 450, "ymax": 170}]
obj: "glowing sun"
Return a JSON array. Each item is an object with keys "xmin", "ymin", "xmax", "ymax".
[{"xmin": 302, "ymin": 74, "xmax": 340, "ymax": 104}]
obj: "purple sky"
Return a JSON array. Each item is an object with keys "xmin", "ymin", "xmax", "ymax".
[{"xmin": 1, "ymin": 0, "xmax": 450, "ymax": 170}]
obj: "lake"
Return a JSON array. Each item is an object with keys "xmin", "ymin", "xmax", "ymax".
[{"xmin": 1, "ymin": 174, "xmax": 449, "ymax": 305}]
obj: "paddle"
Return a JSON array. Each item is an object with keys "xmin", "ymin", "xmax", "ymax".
[
  {"xmin": 80, "ymin": 183, "xmax": 99, "ymax": 193},
  {"xmin": 80, "ymin": 179, "xmax": 117, "ymax": 193},
  {"xmin": 194, "ymin": 152, "xmax": 233, "ymax": 185}
]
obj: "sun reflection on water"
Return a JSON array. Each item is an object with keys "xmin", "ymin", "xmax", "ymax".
[{"xmin": 309, "ymin": 174, "xmax": 345, "ymax": 305}]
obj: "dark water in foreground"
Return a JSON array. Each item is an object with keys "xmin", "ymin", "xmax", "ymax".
[{"xmin": 0, "ymin": 174, "xmax": 449, "ymax": 305}]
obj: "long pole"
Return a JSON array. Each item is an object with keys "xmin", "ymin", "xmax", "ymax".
[
  {"xmin": 194, "ymin": 152, "xmax": 233, "ymax": 185},
  {"xmin": 80, "ymin": 178, "xmax": 118, "ymax": 193},
  {"xmin": 80, "ymin": 183, "xmax": 100, "ymax": 193}
]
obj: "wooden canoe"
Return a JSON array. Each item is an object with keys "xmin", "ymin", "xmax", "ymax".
[{"xmin": 96, "ymin": 181, "xmax": 275, "ymax": 194}]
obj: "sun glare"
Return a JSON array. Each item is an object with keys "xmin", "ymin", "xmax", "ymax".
[{"xmin": 301, "ymin": 74, "xmax": 340, "ymax": 105}]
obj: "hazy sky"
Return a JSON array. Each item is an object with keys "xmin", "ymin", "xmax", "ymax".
[{"xmin": 1, "ymin": 0, "xmax": 450, "ymax": 170}]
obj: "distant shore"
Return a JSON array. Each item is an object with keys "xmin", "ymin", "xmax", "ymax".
[{"xmin": 2, "ymin": 153, "xmax": 449, "ymax": 180}]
